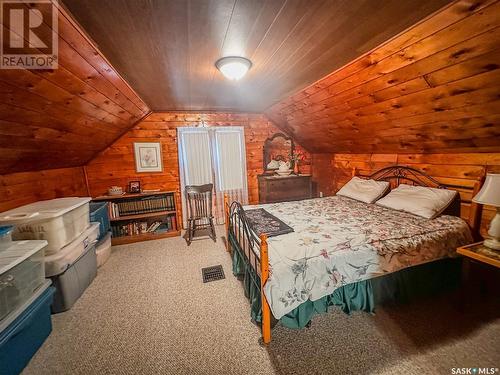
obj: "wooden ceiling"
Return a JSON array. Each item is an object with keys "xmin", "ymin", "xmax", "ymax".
[
  {"xmin": 0, "ymin": 3, "xmax": 149, "ymax": 174},
  {"xmin": 266, "ymin": 0, "xmax": 500, "ymax": 154},
  {"xmin": 62, "ymin": 0, "xmax": 452, "ymax": 112},
  {"xmin": 1, "ymin": 0, "xmax": 498, "ymax": 178}
]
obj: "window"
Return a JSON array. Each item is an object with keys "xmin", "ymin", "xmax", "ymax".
[{"xmin": 178, "ymin": 126, "xmax": 248, "ymax": 225}]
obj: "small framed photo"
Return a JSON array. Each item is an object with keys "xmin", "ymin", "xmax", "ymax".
[
  {"xmin": 134, "ymin": 142, "xmax": 162, "ymax": 173},
  {"xmin": 128, "ymin": 181, "xmax": 141, "ymax": 193}
]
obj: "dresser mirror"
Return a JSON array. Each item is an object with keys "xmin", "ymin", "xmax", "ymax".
[{"xmin": 263, "ymin": 133, "xmax": 294, "ymax": 173}]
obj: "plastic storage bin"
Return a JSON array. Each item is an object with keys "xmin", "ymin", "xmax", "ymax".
[
  {"xmin": 0, "ymin": 240, "xmax": 47, "ymax": 322},
  {"xmin": 44, "ymin": 222, "xmax": 99, "ymax": 277},
  {"xmin": 0, "ymin": 281, "xmax": 54, "ymax": 375},
  {"xmin": 96, "ymin": 231, "xmax": 112, "ymax": 268},
  {"xmin": 89, "ymin": 202, "xmax": 110, "ymax": 241},
  {"xmin": 48, "ymin": 224, "xmax": 98, "ymax": 313},
  {"xmin": 50, "ymin": 244, "xmax": 97, "ymax": 313},
  {"xmin": 0, "ymin": 226, "xmax": 13, "ymax": 250},
  {"xmin": 0, "ymin": 197, "xmax": 91, "ymax": 255}
]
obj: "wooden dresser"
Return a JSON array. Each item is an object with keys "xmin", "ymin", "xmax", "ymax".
[{"xmin": 258, "ymin": 174, "xmax": 313, "ymax": 203}]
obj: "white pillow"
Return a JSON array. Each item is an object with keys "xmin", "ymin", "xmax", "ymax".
[
  {"xmin": 336, "ymin": 177, "xmax": 390, "ymax": 204},
  {"xmin": 375, "ymin": 184, "xmax": 457, "ymax": 219}
]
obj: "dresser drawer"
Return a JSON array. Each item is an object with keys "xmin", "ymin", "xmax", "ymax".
[
  {"xmin": 267, "ymin": 178, "xmax": 309, "ymax": 190},
  {"xmin": 258, "ymin": 175, "xmax": 312, "ymax": 203},
  {"xmin": 267, "ymin": 189, "xmax": 310, "ymax": 202}
]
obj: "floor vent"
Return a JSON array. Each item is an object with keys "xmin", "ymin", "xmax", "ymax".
[{"xmin": 202, "ymin": 265, "xmax": 225, "ymax": 283}]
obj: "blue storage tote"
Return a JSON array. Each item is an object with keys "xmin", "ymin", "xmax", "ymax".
[
  {"xmin": 89, "ymin": 201, "xmax": 110, "ymax": 241},
  {"xmin": 0, "ymin": 281, "xmax": 54, "ymax": 375}
]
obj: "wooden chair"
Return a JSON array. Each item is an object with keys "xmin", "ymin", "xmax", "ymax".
[{"xmin": 185, "ymin": 183, "xmax": 216, "ymax": 245}]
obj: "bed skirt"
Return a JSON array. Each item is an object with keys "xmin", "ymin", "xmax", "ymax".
[{"xmin": 232, "ymin": 248, "xmax": 461, "ymax": 329}]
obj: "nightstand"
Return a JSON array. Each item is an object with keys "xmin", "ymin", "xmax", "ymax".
[
  {"xmin": 457, "ymin": 242, "xmax": 500, "ymax": 269},
  {"xmin": 457, "ymin": 242, "xmax": 500, "ymax": 309}
]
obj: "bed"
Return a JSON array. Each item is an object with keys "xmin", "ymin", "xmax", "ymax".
[{"xmin": 223, "ymin": 165, "xmax": 483, "ymax": 344}]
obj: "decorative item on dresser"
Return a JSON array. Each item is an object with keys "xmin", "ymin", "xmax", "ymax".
[
  {"xmin": 92, "ymin": 191, "xmax": 181, "ymax": 245},
  {"xmin": 262, "ymin": 133, "xmax": 294, "ymax": 173},
  {"xmin": 259, "ymin": 131, "xmax": 311, "ymax": 203},
  {"xmin": 258, "ymin": 174, "xmax": 313, "ymax": 204}
]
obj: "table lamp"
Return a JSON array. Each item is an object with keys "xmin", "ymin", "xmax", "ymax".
[{"xmin": 472, "ymin": 173, "xmax": 500, "ymax": 250}]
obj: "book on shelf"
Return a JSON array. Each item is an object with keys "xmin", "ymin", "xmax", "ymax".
[
  {"xmin": 106, "ymin": 193, "xmax": 176, "ymax": 218},
  {"xmin": 146, "ymin": 221, "xmax": 162, "ymax": 232},
  {"xmin": 111, "ymin": 214, "xmax": 177, "ymax": 238}
]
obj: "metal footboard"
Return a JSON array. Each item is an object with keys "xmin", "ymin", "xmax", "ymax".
[{"xmin": 224, "ymin": 194, "xmax": 271, "ymax": 344}]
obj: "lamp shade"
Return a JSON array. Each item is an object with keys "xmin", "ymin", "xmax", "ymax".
[{"xmin": 472, "ymin": 173, "xmax": 500, "ymax": 206}]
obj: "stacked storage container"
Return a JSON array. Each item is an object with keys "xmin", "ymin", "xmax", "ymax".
[
  {"xmin": 45, "ymin": 222, "xmax": 99, "ymax": 312},
  {"xmin": 0, "ymin": 226, "xmax": 55, "ymax": 375},
  {"xmin": 0, "ymin": 198, "xmax": 98, "ymax": 313},
  {"xmin": 89, "ymin": 202, "xmax": 112, "ymax": 268}
]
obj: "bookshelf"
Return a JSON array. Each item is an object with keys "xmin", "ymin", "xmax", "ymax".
[{"xmin": 93, "ymin": 191, "xmax": 181, "ymax": 245}]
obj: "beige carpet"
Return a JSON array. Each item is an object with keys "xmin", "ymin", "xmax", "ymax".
[{"xmin": 23, "ymin": 226, "xmax": 500, "ymax": 375}]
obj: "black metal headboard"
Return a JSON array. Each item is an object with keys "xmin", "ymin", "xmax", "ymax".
[
  {"xmin": 356, "ymin": 165, "xmax": 462, "ymax": 217},
  {"xmin": 363, "ymin": 165, "xmax": 446, "ymax": 188}
]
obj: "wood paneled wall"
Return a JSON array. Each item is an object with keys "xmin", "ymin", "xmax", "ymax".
[
  {"xmin": 0, "ymin": 2, "xmax": 149, "ymax": 174},
  {"xmin": 85, "ymin": 112, "xmax": 311, "ymax": 208},
  {"xmin": 311, "ymin": 153, "xmax": 336, "ymax": 197},
  {"xmin": 312, "ymin": 153, "xmax": 499, "ymax": 236},
  {"xmin": 0, "ymin": 167, "xmax": 88, "ymax": 212},
  {"xmin": 266, "ymin": 0, "xmax": 500, "ymax": 154}
]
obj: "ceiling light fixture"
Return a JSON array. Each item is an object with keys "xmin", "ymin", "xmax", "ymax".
[{"xmin": 215, "ymin": 56, "xmax": 252, "ymax": 80}]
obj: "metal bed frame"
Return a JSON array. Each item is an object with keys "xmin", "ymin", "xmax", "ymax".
[{"xmin": 224, "ymin": 165, "xmax": 484, "ymax": 344}]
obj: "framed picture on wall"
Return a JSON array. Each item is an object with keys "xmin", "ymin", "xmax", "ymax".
[{"xmin": 134, "ymin": 142, "xmax": 163, "ymax": 173}]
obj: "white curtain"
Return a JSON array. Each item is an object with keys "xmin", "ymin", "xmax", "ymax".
[
  {"xmin": 178, "ymin": 126, "xmax": 248, "ymax": 227},
  {"xmin": 178, "ymin": 128, "xmax": 212, "ymax": 228},
  {"xmin": 212, "ymin": 128, "xmax": 248, "ymax": 224}
]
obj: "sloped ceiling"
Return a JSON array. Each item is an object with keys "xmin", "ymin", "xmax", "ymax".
[
  {"xmin": 62, "ymin": 0, "xmax": 451, "ymax": 112},
  {"xmin": 1, "ymin": 0, "xmax": 498, "ymax": 178},
  {"xmin": 0, "ymin": 2, "xmax": 149, "ymax": 174},
  {"xmin": 266, "ymin": 0, "xmax": 500, "ymax": 154}
]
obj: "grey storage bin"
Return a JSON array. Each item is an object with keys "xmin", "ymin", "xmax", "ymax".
[{"xmin": 49, "ymin": 244, "xmax": 97, "ymax": 313}]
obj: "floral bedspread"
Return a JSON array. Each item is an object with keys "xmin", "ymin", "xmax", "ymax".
[{"xmin": 244, "ymin": 196, "xmax": 472, "ymax": 319}]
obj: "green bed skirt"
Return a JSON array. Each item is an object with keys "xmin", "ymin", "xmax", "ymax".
[{"xmin": 232, "ymin": 247, "xmax": 461, "ymax": 329}]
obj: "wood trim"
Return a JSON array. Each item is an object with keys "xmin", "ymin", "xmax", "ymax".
[
  {"xmin": 173, "ymin": 192, "xmax": 180, "ymax": 231},
  {"xmin": 469, "ymin": 176, "xmax": 486, "ymax": 241},
  {"xmin": 224, "ymin": 193, "xmax": 230, "ymax": 252},
  {"xmin": 259, "ymin": 234, "xmax": 271, "ymax": 345},
  {"xmin": 82, "ymin": 166, "xmax": 91, "ymax": 196},
  {"xmin": 93, "ymin": 190, "xmax": 177, "ymax": 200},
  {"xmin": 111, "ymin": 230, "xmax": 180, "ymax": 246},
  {"xmin": 110, "ymin": 210, "xmax": 177, "ymax": 222}
]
